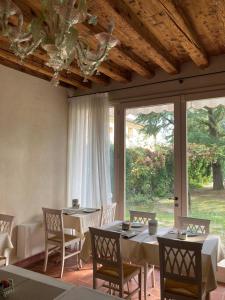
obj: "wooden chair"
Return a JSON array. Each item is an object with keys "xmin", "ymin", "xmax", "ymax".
[
  {"xmin": 130, "ymin": 210, "xmax": 156, "ymax": 224},
  {"xmin": 0, "ymin": 214, "xmax": 14, "ymax": 237},
  {"xmin": 0, "ymin": 257, "xmax": 6, "ymax": 267},
  {"xmin": 130, "ymin": 210, "xmax": 156, "ymax": 300},
  {"xmin": 100, "ymin": 202, "xmax": 117, "ymax": 226},
  {"xmin": 42, "ymin": 208, "xmax": 81, "ymax": 278},
  {"xmin": 0, "ymin": 214, "xmax": 14, "ymax": 266},
  {"xmin": 89, "ymin": 227, "xmax": 142, "ymax": 299},
  {"xmin": 178, "ymin": 216, "xmax": 210, "ymax": 235},
  {"xmin": 157, "ymin": 236, "xmax": 209, "ymax": 300}
]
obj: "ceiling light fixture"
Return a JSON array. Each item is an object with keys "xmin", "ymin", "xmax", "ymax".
[{"xmin": 0, "ymin": 0, "xmax": 119, "ymax": 86}]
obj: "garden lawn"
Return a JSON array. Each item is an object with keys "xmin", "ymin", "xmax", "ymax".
[{"xmin": 126, "ymin": 187, "xmax": 225, "ymax": 246}]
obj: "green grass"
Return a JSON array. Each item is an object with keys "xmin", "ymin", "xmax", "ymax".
[{"xmin": 126, "ymin": 187, "xmax": 225, "ymax": 245}]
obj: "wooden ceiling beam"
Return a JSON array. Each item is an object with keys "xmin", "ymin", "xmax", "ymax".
[
  {"xmin": 0, "ymin": 48, "xmax": 91, "ymax": 89},
  {"xmin": 157, "ymin": 0, "xmax": 208, "ymax": 68},
  {"xmin": 88, "ymin": 0, "xmax": 178, "ymax": 74}
]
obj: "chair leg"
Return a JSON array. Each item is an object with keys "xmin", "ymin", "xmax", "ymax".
[
  {"xmin": 151, "ymin": 265, "xmax": 155, "ymax": 288},
  {"xmin": 119, "ymin": 284, "xmax": 124, "ymax": 298},
  {"xmin": 138, "ymin": 271, "xmax": 142, "ymax": 300},
  {"xmin": 43, "ymin": 244, "xmax": 48, "ymax": 273},
  {"xmin": 144, "ymin": 263, "xmax": 147, "ymax": 300},
  {"xmin": 60, "ymin": 246, "xmax": 65, "ymax": 278},
  {"xmin": 93, "ymin": 276, "xmax": 97, "ymax": 289}
]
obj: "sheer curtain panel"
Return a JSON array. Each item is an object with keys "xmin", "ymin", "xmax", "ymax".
[{"xmin": 68, "ymin": 93, "xmax": 112, "ymax": 208}]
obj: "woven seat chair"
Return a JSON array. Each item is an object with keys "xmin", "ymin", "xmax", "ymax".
[
  {"xmin": 90, "ymin": 227, "xmax": 142, "ymax": 299},
  {"xmin": 100, "ymin": 202, "xmax": 117, "ymax": 226},
  {"xmin": 130, "ymin": 210, "xmax": 156, "ymax": 300},
  {"xmin": 157, "ymin": 236, "xmax": 209, "ymax": 300},
  {"xmin": 178, "ymin": 216, "xmax": 210, "ymax": 235},
  {"xmin": 42, "ymin": 208, "xmax": 81, "ymax": 278},
  {"xmin": 0, "ymin": 213, "xmax": 14, "ymax": 266}
]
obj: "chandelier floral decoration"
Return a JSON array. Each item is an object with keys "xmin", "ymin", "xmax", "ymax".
[{"xmin": 0, "ymin": 0, "xmax": 119, "ymax": 85}]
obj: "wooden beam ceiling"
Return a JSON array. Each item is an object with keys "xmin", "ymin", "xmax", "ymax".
[
  {"xmin": 157, "ymin": 0, "xmax": 208, "ymax": 67},
  {"xmin": 0, "ymin": 0, "xmax": 224, "ymax": 90},
  {"xmin": 87, "ymin": 0, "xmax": 179, "ymax": 74}
]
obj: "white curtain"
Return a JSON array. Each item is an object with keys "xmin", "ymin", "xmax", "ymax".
[{"xmin": 68, "ymin": 93, "xmax": 112, "ymax": 208}]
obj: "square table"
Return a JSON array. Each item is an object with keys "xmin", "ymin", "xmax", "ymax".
[{"xmin": 63, "ymin": 208, "xmax": 101, "ymax": 238}]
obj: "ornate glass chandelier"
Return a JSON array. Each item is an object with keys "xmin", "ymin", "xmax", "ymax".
[{"xmin": 0, "ymin": 0, "xmax": 119, "ymax": 85}]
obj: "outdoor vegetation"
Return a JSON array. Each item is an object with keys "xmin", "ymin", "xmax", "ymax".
[{"xmin": 125, "ymin": 104, "xmax": 225, "ymax": 243}]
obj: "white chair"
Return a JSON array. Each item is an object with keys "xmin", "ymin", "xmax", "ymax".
[
  {"xmin": 90, "ymin": 227, "xmax": 142, "ymax": 299},
  {"xmin": 157, "ymin": 236, "xmax": 208, "ymax": 300},
  {"xmin": 129, "ymin": 210, "xmax": 156, "ymax": 300},
  {"xmin": 0, "ymin": 213, "xmax": 14, "ymax": 266},
  {"xmin": 100, "ymin": 202, "xmax": 117, "ymax": 226},
  {"xmin": 130, "ymin": 210, "xmax": 156, "ymax": 224},
  {"xmin": 178, "ymin": 216, "xmax": 210, "ymax": 235},
  {"xmin": 42, "ymin": 208, "xmax": 81, "ymax": 278},
  {"xmin": 0, "ymin": 214, "xmax": 14, "ymax": 237}
]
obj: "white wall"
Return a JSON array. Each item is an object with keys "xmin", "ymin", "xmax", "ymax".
[{"xmin": 0, "ymin": 65, "xmax": 68, "ymax": 260}]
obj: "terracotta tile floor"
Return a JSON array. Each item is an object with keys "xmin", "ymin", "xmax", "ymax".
[{"xmin": 25, "ymin": 255, "xmax": 225, "ymax": 299}]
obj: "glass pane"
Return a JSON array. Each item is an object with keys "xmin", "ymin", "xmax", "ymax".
[
  {"xmin": 125, "ymin": 104, "xmax": 175, "ymax": 227},
  {"xmin": 187, "ymin": 97, "xmax": 225, "ymax": 244}
]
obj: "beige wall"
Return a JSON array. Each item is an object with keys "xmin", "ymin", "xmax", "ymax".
[{"xmin": 0, "ymin": 65, "xmax": 68, "ymax": 257}]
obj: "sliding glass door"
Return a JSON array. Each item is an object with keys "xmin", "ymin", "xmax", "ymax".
[
  {"xmin": 124, "ymin": 100, "xmax": 181, "ymax": 227},
  {"xmin": 187, "ymin": 97, "xmax": 225, "ymax": 244},
  {"xmin": 116, "ymin": 93, "xmax": 225, "ymax": 237}
]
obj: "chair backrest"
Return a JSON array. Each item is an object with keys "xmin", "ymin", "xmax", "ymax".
[
  {"xmin": 100, "ymin": 202, "xmax": 117, "ymax": 226},
  {"xmin": 42, "ymin": 208, "xmax": 64, "ymax": 239},
  {"xmin": 89, "ymin": 227, "xmax": 122, "ymax": 279},
  {"xmin": 130, "ymin": 210, "xmax": 156, "ymax": 225},
  {"xmin": 178, "ymin": 216, "xmax": 210, "ymax": 234},
  {"xmin": 0, "ymin": 214, "xmax": 14, "ymax": 237},
  {"xmin": 157, "ymin": 237, "xmax": 203, "ymax": 299}
]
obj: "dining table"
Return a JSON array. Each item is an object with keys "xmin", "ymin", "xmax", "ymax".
[
  {"xmin": 80, "ymin": 220, "xmax": 225, "ymax": 294},
  {"xmin": 0, "ymin": 265, "xmax": 120, "ymax": 300},
  {"xmin": 0, "ymin": 232, "xmax": 13, "ymax": 265},
  {"xmin": 63, "ymin": 207, "xmax": 101, "ymax": 238}
]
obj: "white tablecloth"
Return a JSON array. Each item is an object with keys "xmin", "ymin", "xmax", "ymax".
[
  {"xmin": 0, "ymin": 232, "xmax": 13, "ymax": 263},
  {"xmin": 81, "ymin": 221, "xmax": 225, "ymax": 293},
  {"xmin": 54, "ymin": 286, "xmax": 120, "ymax": 300},
  {"xmin": 63, "ymin": 210, "xmax": 101, "ymax": 238}
]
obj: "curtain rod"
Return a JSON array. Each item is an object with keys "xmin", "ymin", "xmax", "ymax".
[{"xmin": 68, "ymin": 70, "xmax": 225, "ymax": 99}]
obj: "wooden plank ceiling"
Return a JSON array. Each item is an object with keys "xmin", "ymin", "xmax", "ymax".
[{"xmin": 0, "ymin": 0, "xmax": 224, "ymax": 90}]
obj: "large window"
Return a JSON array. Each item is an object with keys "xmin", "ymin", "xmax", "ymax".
[
  {"xmin": 187, "ymin": 98, "xmax": 225, "ymax": 245},
  {"xmin": 125, "ymin": 104, "xmax": 175, "ymax": 227},
  {"xmin": 114, "ymin": 95, "xmax": 225, "ymax": 246}
]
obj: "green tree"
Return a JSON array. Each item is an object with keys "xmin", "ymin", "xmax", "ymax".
[
  {"xmin": 135, "ymin": 106, "xmax": 225, "ymax": 190},
  {"xmin": 188, "ymin": 106, "xmax": 225, "ymax": 190},
  {"xmin": 136, "ymin": 111, "xmax": 174, "ymax": 145}
]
